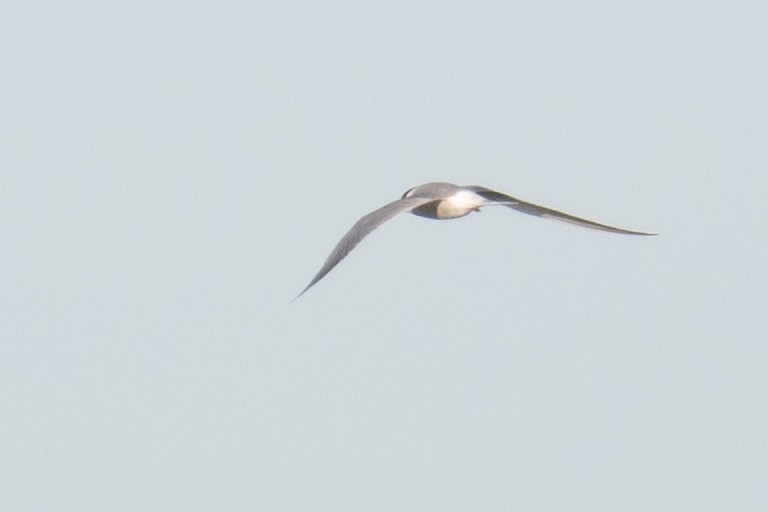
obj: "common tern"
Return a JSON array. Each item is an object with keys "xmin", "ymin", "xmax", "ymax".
[{"xmin": 297, "ymin": 182, "xmax": 654, "ymax": 297}]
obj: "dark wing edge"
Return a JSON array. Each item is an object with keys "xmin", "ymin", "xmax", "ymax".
[
  {"xmin": 466, "ymin": 186, "xmax": 657, "ymax": 236},
  {"xmin": 294, "ymin": 197, "xmax": 434, "ymax": 299}
]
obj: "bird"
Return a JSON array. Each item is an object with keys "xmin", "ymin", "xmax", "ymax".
[{"xmin": 297, "ymin": 182, "xmax": 655, "ymax": 297}]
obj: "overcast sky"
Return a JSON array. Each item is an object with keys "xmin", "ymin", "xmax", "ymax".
[{"xmin": 2, "ymin": 2, "xmax": 767, "ymax": 511}]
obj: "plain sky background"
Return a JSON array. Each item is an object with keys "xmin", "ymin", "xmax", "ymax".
[{"xmin": 2, "ymin": 1, "xmax": 767, "ymax": 510}]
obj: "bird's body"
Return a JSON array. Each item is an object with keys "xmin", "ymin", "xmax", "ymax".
[
  {"xmin": 404, "ymin": 183, "xmax": 490, "ymax": 219},
  {"xmin": 297, "ymin": 182, "xmax": 655, "ymax": 297}
]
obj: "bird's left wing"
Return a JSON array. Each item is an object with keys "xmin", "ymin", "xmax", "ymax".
[
  {"xmin": 296, "ymin": 196, "xmax": 435, "ymax": 298},
  {"xmin": 466, "ymin": 185, "xmax": 656, "ymax": 236}
]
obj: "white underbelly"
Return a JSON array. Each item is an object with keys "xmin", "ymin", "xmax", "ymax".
[{"xmin": 436, "ymin": 190, "xmax": 486, "ymax": 219}]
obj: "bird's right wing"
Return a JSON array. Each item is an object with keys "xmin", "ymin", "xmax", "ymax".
[{"xmin": 296, "ymin": 196, "xmax": 435, "ymax": 298}]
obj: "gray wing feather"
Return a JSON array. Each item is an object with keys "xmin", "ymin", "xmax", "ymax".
[
  {"xmin": 467, "ymin": 186, "xmax": 656, "ymax": 236},
  {"xmin": 296, "ymin": 197, "xmax": 434, "ymax": 298}
]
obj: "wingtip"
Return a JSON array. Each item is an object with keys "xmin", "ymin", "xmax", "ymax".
[
  {"xmin": 291, "ymin": 286, "xmax": 310, "ymax": 303},
  {"xmin": 292, "ymin": 278, "xmax": 319, "ymax": 302}
]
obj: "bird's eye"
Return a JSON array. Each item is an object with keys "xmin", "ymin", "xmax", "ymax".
[{"xmin": 401, "ymin": 187, "xmax": 415, "ymax": 198}]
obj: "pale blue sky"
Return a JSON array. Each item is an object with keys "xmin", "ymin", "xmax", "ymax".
[{"xmin": 2, "ymin": 2, "xmax": 767, "ymax": 510}]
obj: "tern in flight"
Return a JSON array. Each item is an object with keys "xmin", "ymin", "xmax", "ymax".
[{"xmin": 297, "ymin": 182, "xmax": 655, "ymax": 297}]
